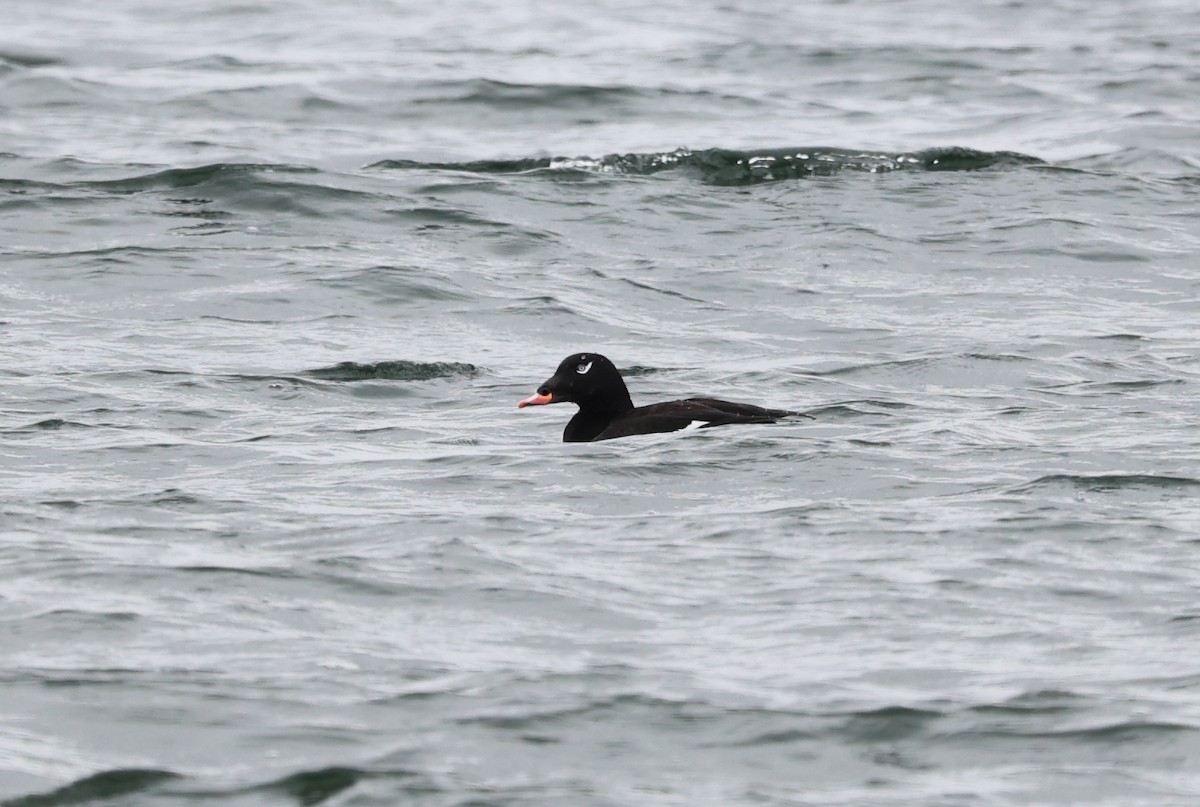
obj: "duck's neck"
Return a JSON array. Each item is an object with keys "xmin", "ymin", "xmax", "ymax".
[
  {"xmin": 563, "ymin": 387, "xmax": 634, "ymax": 442},
  {"xmin": 563, "ymin": 410, "xmax": 610, "ymax": 442}
]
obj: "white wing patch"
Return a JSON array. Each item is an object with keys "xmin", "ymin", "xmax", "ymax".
[
  {"xmin": 682, "ymin": 420, "xmax": 709, "ymax": 431},
  {"xmin": 576, "ymin": 360, "xmax": 593, "ymax": 374}
]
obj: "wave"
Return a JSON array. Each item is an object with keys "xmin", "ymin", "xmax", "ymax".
[
  {"xmin": 239, "ymin": 766, "xmax": 384, "ymax": 805},
  {"xmin": 1013, "ymin": 473, "xmax": 1200, "ymax": 493},
  {"xmin": 80, "ymin": 162, "xmax": 317, "ymax": 194},
  {"xmin": 0, "ymin": 765, "xmax": 406, "ymax": 807},
  {"xmin": 0, "ymin": 162, "xmax": 323, "ymax": 203},
  {"xmin": 369, "ymin": 145, "xmax": 1042, "ymax": 185},
  {"xmin": 57, "ymin": 363, "xmax": 480, "ymax": 393},
  {"xmin": 963, "ymin": 719, "xmax": 1195, "ymax": 743},
  {"xmin": 304, "ymin": 360, "xmax": 480, "ymax": 382},
  {"xmin": 971, "ymin": 688, "xmax": 1083, "ymax": 714},
  {"xmin": 412, "ymin": 77, "xmax": 729, "ymax": 109},
  {"xmin": 833, "ymin": 705, "xmax": 942, "ymax": 743},
  {"xmin": 3, "ymin": 418, "xmax": 92, "ymax": 433},
  {"xmin": 0, "ymin": 50, "xmax": 62, "ymax": 70},
  {"xmin": 1, "ymin": 768, "xmax": 180, "ymax": 807},
  {"xmin": 4, "ymin": 147, "xmax": 1040, "ymax": 202}
]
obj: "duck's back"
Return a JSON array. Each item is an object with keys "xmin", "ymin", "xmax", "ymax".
[{"xmin": 591, "ymin": 398, "xmax": 796, "ymax": 441}]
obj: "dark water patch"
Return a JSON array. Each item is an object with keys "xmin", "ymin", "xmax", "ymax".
[
  {"xmin": 1013, "ymin": 474, "xmax": 1200, "ymax": 493},
  {"xmin": 173, "ymin": 565, "xmax": 298, "ymax": 581},
  {"xmin": 407, "ymin": 178, "xmax": 510, "ymax": 195},
  {"xmin": 76, "ymin": 164, "xmax": 390, "ymax": 222},
  {"xmin": 234, "ymin": 432, "xmax": 276, "ymax": 443},
  {"xmin": 810, "ymin": 358, "xmax": 925, "ymax": 378},
  {"xmin": 87, "ymin": 368, "xmax": 197, "ymax": 384},
  {"xmin": 961, "ymin": 352, "xmax": 1033, "ymax": 363},
  {"xmin": 847, "ymin": 437, "xmax": 894, "ymax": 447},
  {"xmin": 199, "ymin": 314, "xmax": 355, "ymax": 325},
  {"xmin": 413, "ymin": 77, "xmax": 735, "ymax": 110},
  {"xmin": 161, "ymin": 198, "xmax": 229, "ymax": 223},
  {"xmin": 825, "ymin": 398, "xmax": 912, "ymax": 411},
  {"xmin": 80, "ymin": 162, "xmax": 317, "ymax": 194},
  {"xmin": 26, "ymin": 609, "xmax": 140, "ymax": 628},
  {"xmin": 164, "ymin": 54, "xmax": 277, "ymax": 72},
  {"xmin": 435, "ymin": 434, "xmax": 482, "ymax": 446},
  {"xmin": 1137, "ymin": 673, "xmax": 1200, "ymax": 692},
  {"xmin": 1073, "ymin": 379, "xmax": 1184, "ymax": 393},
  {"xmin": 1066, "ymin": 148, "xmax": 1200, "ymax": 178},
  {"xmin": 249, "ymin": 766, "xmax": 377, "ymax": 806},
  {"xmin": 973, "ymin": 689, "xmax": 1085, "ymax": 715},
  {"xmin": 0, "ymin": 50, "xmax": 63, "ymax": 69},
  {"xmin": 617, "ymin": 276, "xmax": 714, "ymax": 304},
  {"xmin": 385, "ymin": 205, "xmax": 505, "ymax": 229},
  {"xmin": 34, "ymin": 168, "xmax": 389, "ymax": 229},
  {"xmin": 305, "ymin": 360, "xmax": 480, "ymax": 382},
  {"xmin": 173, "ymin": 222, "xmax": 234, "ymax": 236},
  {"xmin": 1094, "ymin": 333, "xmax": 1147, "ymax": 341},
  {"xmin": 460, "ymin": 693, "xmax": 716, "ymax": 731},
  {"xmin": 309, "ymin": 567, "xmax": 434, "ymax": 599},
  {"xmin": 519, "ymin": 734, "xmax": 559, "ymax": 745},
  {"xmin": 1, "ymin": 768, "xmax": 181, "ymax": 807},
  {"xmin": 34, "ymin": 669, "xmax": 145, "ymax": 688},
  {"xmin": 372, "ymin": 146, "xmax": 1042, "ymax": 185},
  {"xmin": 1064, "ymin": 248, "xmax": 1150, "ymax": 264},
  {"xmin": 227, "ymin": 177, "xmax": 392, "ymax": 215},
  {"xmin": 803, "ymin": 402, "xmax": 900, "ymax": 419},
  {"xmin": 190, "ymin": 82, "xmax": 356, "ymax": 110},
  {"xmin": 833, "ymin": 706, "xmax": 942, "ymax": 743},
  {"xmin": 726, "ymin": 727, "xmax": 819, "ymax": 747},
  {"xmin": 39, "ymin": 499, "xmax": 83, "ymax": 510},
  {"xmin": 0, "ymin": 178, "xmax": 67, "ymax": 195},
  {"xmin": 5, "ymin": 766, "xmax": 415, "ymax": 807},
  {"xmin": 214, "ymin": 372, "xmax": 325, "ymax": 392},
  {"xmin": 1048, "ymin": 586, "xmax": 1121, "ymax": 601},
  {"xmin": 370, "ymin": 156, "xmax": 554, "ymax": 174},
  {"xmin": 0, "ymin": 75, "xmax": 103, "ymax": 108},
  {"xmin": 387, "ymin": 205, "xmax": 561, "ymax": 244},
  {"xmin": 67, "ymin": 489, "xmax": 230, "ymax": 513},
  {"xmin": 219, "ymin": 766, "xmax": 432, "ymax": 806},
  {"xmin": 501, "ymin": 294, "xmax": 576, "ymax": 316},
  {"xmin": 10, "ymin": 244, "xmax": 214, "ymax": 268},
  {"xmin": 1054, "ymin": 720, "xmax": 1197, "ymax": 743},
  {"xmin": 4, "ymin": 418, "xmax": 92, "ymax": 433},
  {"xmin": 45, "ymin": 156, "xmax": 158, "ymax": 173},
  {"xmin": 618, "ymin": 365, "xmax": 668, "ymax": 377},
  {"xmin": 340, "ymin": 382, "xmax": 422, "ymax": 400},
  {"xmin": 966, "ymin": 719, "xmax": 1195, "ymax": 743},
  {"xmin": 316, "ymin": 264, "xmax": 470, "ymax": 303},
  {"xmin": 686, "ymin": 146, "xmax": 1040, "ymax": 185},
  {"xmin": 134, "ymin": 488, "xmax": 208, "ymax": 508}
]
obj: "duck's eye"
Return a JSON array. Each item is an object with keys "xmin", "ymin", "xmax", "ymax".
[{"xmin": 576, "ymin": 360, "xmax": 593, "ymax": 375}]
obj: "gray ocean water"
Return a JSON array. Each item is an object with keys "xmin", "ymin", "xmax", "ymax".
[{"xmin": 3, "ymin": 1, "xmax": 1200, "ymax": 805}]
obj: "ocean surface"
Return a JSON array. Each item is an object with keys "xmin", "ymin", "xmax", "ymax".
[{"xmin": 3, "ymin": 1, "xmax": 1200, "ymax": 804}]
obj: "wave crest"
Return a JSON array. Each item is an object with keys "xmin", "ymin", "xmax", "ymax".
[
  {"xmin": 369, "ymin": 146, "xmax": 1041, "ymax": 185},
  {"xmin": 305, "ymin": 360, "xmax": 480, "ymax": 382}
]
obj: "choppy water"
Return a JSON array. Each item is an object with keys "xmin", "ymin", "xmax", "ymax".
[{"xmin": 4, "ymin": 1, "xmax": 1200, "ymax": 805}]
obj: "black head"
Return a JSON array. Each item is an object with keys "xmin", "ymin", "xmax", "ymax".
[{"xmin": 517, "ymin": 352, "xmax": 633, "ymax": 414}]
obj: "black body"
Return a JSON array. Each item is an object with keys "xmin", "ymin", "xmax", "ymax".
[{"xmin": 521, "ymin": 353, "xmax": 797, "ymax": 442}]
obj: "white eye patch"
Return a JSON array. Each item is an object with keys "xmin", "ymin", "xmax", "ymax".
[{"xmin": 576, "ymin": 360, "xmax": 593, "ymax": 375}]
